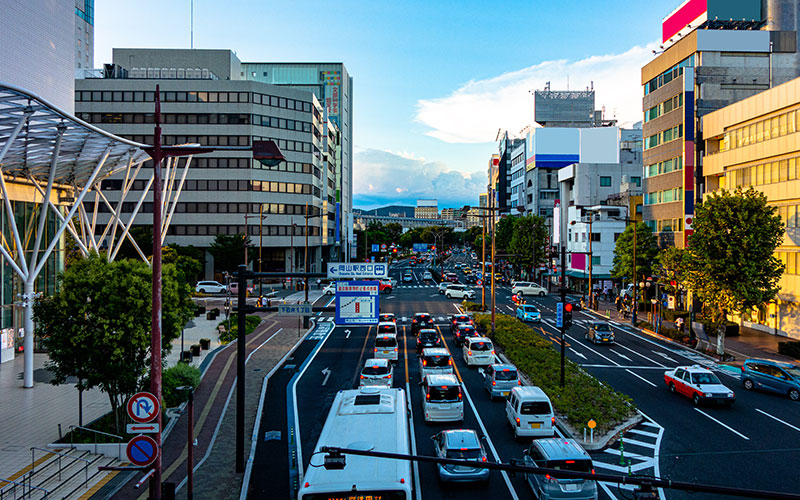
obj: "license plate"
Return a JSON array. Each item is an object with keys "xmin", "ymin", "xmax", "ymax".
[
  {"xmin": 383, "ymin": 350, "xmax": 391, "ymax": 354},
  {"xmin": 602, "ymin": 338, "xmax": 609, "ymax": 342},
  {"xmin": 530, "ymin": 422, "xmax": 541, "ymax": 429},
  {"xmin": 438, "ymin": 403, "xmax": 450, "ymax": 409},
  {"xmin": 502, "ymin": 391, "xmax": 509, "ymax": 396},
  {"xmin": 563, "ymin": 484, "xmax": 579, "ymax": 491}
]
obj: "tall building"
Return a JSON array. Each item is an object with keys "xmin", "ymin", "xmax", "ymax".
[
  {"xmin": 509, "ymin": 139, "xmax": 526, "ymax": 210},
  {"xmin": 76, "ymin": 48, "xmax": 350, "ymax": 275},
  {"xmin": 533, "ymin": 87, "xmax": 616, "ymax": 128},
  {"xmin": 415, "ymin": 199, "xmax": 439, "ymax": 219},
  {"xmin": 74, "ymin": 0, "xmax": 94, "ymax": 70},
  {"xmin": 703, "ymin": 76, "xmax": 800, "ymax": 339},
  {"xmin": 641, "ymin": 0, "xmax": 800, "ymax": 248}
]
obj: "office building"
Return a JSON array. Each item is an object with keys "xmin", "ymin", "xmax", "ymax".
[
  {"xmin": 703, "ymin": 75, "xmax": 800, "ymax": 338},
  {"xmin": 76, "ymin": 48, "xmax": 350, "ymax": 275},
  {"xmin": 641, "ymin": 0, "xmax": 800, "ymax": 248},
  {"xmin": 509, "ymin": 139, "xmax": 526, "ymax": 210},
  {"xmin": 74, "ymin": 0, "xmax": 94, "ymax": 70},
  {"xmin": 533, "ymin": 86, "xmax": 616, "ymax": 128},
  {"xmin": 415, "ymin": 199, "xmax": 439, "ymax": 219}
]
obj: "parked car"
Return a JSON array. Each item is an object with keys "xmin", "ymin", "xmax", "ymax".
[
  {"xmin": 411, "ymin": 313, "xmax": 434, "ymax": 335},
  {"xmin": 511, "ymin": 282, "xmax": 547, "ymax": 297},
  {"xmin": 741, "ymin": 358, "xmax": 800, "ymax": 401},
  {"xmin": 195, "ymin": 281, "xmax": 226, "ymax": 294},
  {"xmin": 323, "ymin": 283, "xmax": 336, "ymax": 295},
  {"xmin": 423, "ymin": 271, "xmax": 433, "ymax": 281},
  {"xmin": 359, "ymin": 358, "xmax": 393, "ymax": 388},
  {"xmin": 664, "ymin": 365, "xmax": 735, "ymax": 406},
  {"xmin": 445, "ymin": 284, "xmax": 475, "ymax": 300},
  {"xmin": 431, "ymin": 429, "xmax": 489, "ymax": 483},
  {"xmin": 483, "ymin": 363, "xmax": 521, "ymax": 399},
  {"xmin": 516, "ymin": 304, "xmax": 541, "ymax": 322},
  {"xmin": 585, "ymin": 322, "xmax": 615, "ymax": 344},
  {"xmin": 522, "ymin": 438, "xmax": 597, "ymax": 500}
]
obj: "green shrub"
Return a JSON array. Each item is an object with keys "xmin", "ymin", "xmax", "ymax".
[
  {"xmin": 474, "ymin": 313, "xmax": 636, "ymax": 434},
  {"xmin": 461, "ymin": 300, "xmax": 485, "ymax": 312},
  {"xmin": 778, "ymin": 341, "xmax": 800, "ymax": 359},
  {"xmin": 218, "ymin": 314, "xmax": 261, "ymax": 344},
  {"xmin": 662, "ymin": 310, "xmax": 689, "ymax": 322},
  {"xmin": 160, "ymin": 363, "xmax": 201, "ymax": 408}
]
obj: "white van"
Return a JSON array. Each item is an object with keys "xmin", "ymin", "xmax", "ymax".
[
  {"xmin": 421, "ymin": 374, "xmax": 463, "ymax": 423},
  {"xmin": 505, "ymin": 386, "xmax": 555, "ymax": 439},
  {"xmin": 419, "ymin": 348, "xmax": 453, "ymax": 378},
  {"xmin": 462, "ymin": 337, "xmax": 495, "ymax": 367},
  {"xmin": 374, "ymin": 334, "xmax": 399, "ymax": 362}
]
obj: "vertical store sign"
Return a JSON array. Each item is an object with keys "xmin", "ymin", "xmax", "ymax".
[
  {"xmin": 683, "ymin": 67, "xmax": 695, "ymax": 246},
  {"xmin": 322, "ymin": 70, "xmax": 342, "ymax": 123}
]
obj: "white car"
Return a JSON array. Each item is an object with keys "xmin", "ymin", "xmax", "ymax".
[
  {"xmin": 423, "ymin": 271, "xmax": 433, "ymax": 281},
  {"xmin": 445, "ymin": 284, "xmax": 475, "ymax": 300},
  {"xmin": 511, "ymin": 282, "xmax": 547, "ymax": 297},
  {"xmin": 359, "ymin": 358, "xmax": 393, "ymax": 388},
  {"xmin": 438, "ymin": 282, "xmax": 450, "ymax": 294},
  {"xmin": 195, "ymin": 281, "xmax": 226, "ymax": 294},
  {"xmin": 323, "ymin": 283, "xmax": 336, "ymax": 295},
  {"xmin": 463, "ymin": 337, "xmax": 495, "ymax": 366}
]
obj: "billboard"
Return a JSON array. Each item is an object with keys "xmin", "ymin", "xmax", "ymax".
[{"xmin": 662, "ymin": 0, "xmax": 762, "ymax": 45}]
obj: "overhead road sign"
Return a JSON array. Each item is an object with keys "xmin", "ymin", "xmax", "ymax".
[
  {"xmin": 327, "ymin": 262, "xmax": 388, "ymax": 279},
  {"xmin": 335, "ymin": 281, "xmax": 379, "ymax": 325},
  {"xmin": 127, "ymin": 392, "xmax": 160, "ymax": 423},
  {"xmin": 126, "ymin": 435, "xmax": 158, "ymax": 467},
  {"xmin": 413, "ymin": 243, "xmax": 429, "ymax": 253},
  {"xmin": 278, "ymin": 303, "xmax": 312, "ymax": 316}
]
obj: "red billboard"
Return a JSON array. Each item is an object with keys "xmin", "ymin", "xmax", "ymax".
[{"xmin": 662, "ymin": 0, "xmax": 707, "ymax": 43}]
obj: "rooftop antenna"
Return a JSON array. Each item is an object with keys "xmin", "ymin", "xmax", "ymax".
[
  {"xmin": 190, "ymin": 0, "xmax": 194, "ymax": 49},
  {"xmin": 567, "ymin": 75, "xmax": 569, "ymax": 90}
]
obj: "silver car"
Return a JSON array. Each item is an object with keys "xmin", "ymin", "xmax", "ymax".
[
  {"xmin": 483, "ymin": 364, "xmax": 520, "ymax": 399},
  {"xmin": 432, "ymin": 429, "xmax": 490, "ymax": 482},
  {"xmin": 523, "ymin": 438, "xmax": 597, "ymax": 500}
]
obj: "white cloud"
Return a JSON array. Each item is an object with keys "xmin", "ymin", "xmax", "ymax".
[
  {"xmin": 353, "ymin": 149, "xmax": 485, "ymax": 209},
  {"xmin": 415, "ymin": 43, "xmax": 658, "ymax": 144}
]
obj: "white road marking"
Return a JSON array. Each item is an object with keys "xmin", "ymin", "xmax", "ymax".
[
  {"xmin": 579, "ymin": 364, "xmax": 668, "ymax": 370},
  {"xmin": 405, "ymin": 381, "xmax": 423, "ymax": 500},
  {"xmin": 628, "ymin": 428, "xmax": 660, "ymax": 438},
  {"xmin": 651, "ymin": 350, "xmax": 678, "ymax": 363},
  {"xmin": 321, "ymin": 368, "xmax": 331, "ymax": 385},
  {"xmin": 609, "ymin": 350, "xmax": 632, "ymax": 361},
  {"xmin": 756, "ymin": 408, "xmax": 800, "ymax": 433},
  {"xmin": 694, "ymin": 408, "xmax": 750, "ymax": 440},
  {"xmin": 568, "ymin": 347, "xmax": 587, "ymax": 360},
  {"xmin": 625, "ymin": 369, "xmax": 657, "ymax": 387},
  {"xmin": 613, "ymin": 342, "xmax": 666, "ymax": 367}
]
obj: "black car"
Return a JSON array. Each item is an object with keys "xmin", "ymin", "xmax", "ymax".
[
  {"xmin": 411, "ymin": 313, "xmax": 433, "ymax": 335},
  {"xmin": 449, "ymin": 314, "xmax": 473, "ymax": 335},
  {"xmin": 416, "ymin": 329, "xmax": 441, "ymax": 353},
  {"xmin": 465, "ymin": 274, "xmax": 477, "ymax": 284},
  {"xmin": 566, "ymin": 297, "xmax": 583, "ymax": 311},
  {"xmin": 454, "ymin": 325, "xmax": 479, "ymax": 347}
]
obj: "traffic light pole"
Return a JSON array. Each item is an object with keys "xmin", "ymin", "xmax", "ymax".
[{"xmin": 560, "ymin": 244, "xmax": 566, "ymax": 387}]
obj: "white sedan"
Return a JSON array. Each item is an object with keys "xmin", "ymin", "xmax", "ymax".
[{"xmin": 323, "ymin": 283, "xmax": 336, "ymax": 295}]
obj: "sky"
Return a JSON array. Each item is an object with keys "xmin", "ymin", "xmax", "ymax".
[{"xmin": 94, "ymin": 0, "xmax": 669, "ymax": 210}]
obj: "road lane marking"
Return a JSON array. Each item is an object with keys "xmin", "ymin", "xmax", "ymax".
[
  {"xmin": 694, "ymin": 408, "xmax": 750, "ymax": 440},
  {"xmin": 628, "ymin": 428, "xmax": 660, "ymax": 438},
  {"xmin": 402, "ymin": 325, "xmax": 423, "ymax": 500},
  {"xmin": 651, "ymin": 350, "xmax": 678, "ymax": 363},
  {"xmin": 625, "ymin": 369, "xmax": 657, "ymax": 387},
  {"xmin": 579, "ymin": 364, "xmax": 669, "ymax": 369},
  {"xmin": 755, "ymin": 408, "xmax": 800, "ymax": 432},
  {"xmin": 612, "ymin": 342, "xmax": 666, "ymax": 367},
  {"xmin": 609, "ymin": 350, "xmax": 632, "ymax": 361},
  {"xmin": 435, "ymin": 326, "xmax": 520, "ymax": 500},
  {"xmin": 568, "ymin": 347, "xmax": 587, "ymax": 360}
]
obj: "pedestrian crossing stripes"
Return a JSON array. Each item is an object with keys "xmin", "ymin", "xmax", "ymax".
[{"xmin": 314, "ymin": 316, "xmax": 454, "ymax": 325}]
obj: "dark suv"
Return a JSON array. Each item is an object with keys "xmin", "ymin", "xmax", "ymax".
[
  {"xmin": 454, "ymin": 325, "xmax": 479, "ymax": 347},
  {"xmin": 411, "ymin": 313, "xmax": 433, "ymax": 335},
  {"xmin": 416, "ymin": 329, "xmax": 442, "ymax": 354},
  {"xmin": 449, "ymin": 314, "xmax": 473, "ymax": 335}
]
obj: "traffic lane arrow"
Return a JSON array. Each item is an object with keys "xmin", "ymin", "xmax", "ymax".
[{"xmin": 321, "ymin": 368, "xmax": 331, "ymax": 386}]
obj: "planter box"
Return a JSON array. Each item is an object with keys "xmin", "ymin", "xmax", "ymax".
[
  {"xmin": 199, "ymin": 338, "xmax": 211, "ymax": 350},
  {"xmin": 191, "ymin": 344, "xmax": 201, "ymax": 356},
  {"xmin": 180, "ymin": 350, "xmax": 193, "ymax": 363},
  {"xmin": 206, "ymin": 312, "xmax": 215, "ymax": 320},
  {"xmin": 196, "ymin": 306, "xmax": 206, "ymax": 315}
]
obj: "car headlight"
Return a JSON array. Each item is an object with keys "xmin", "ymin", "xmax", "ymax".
[
  {"xmin": 728, "ymin": 392, "xmax": 734, "ymax": 398},
  {"xmin": 705, "ymin": 392, "xmax": 713, "ymax": 398}
]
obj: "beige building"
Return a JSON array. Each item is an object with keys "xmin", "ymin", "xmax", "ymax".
[
  {"xmin": 703, "ymin": 76, "xmax": 800, "ymax": 339},
  {"xmin": 415, "ymin": 199, "xmax": 438, "ymax": 219}
]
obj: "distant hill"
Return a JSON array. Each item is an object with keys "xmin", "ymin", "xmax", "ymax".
[{"xmin": 354, "ymin": 205, "xmax": 415, "ymax": 218}]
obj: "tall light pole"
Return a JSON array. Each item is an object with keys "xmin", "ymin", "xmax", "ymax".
[{"xmin": 481, "ymin": 215, "xmax": 486, "ymax": 310}]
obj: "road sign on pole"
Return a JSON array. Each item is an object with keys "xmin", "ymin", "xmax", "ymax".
[
  {"xmin": 278, "ymin": 302, "xmax": 312, "ymax": 316},
  {"xmin": 335, "ymin": 280, "xmax": 379, "ymax": 325},
  {"xmin": 327, "ymin": 262, "xmax": 388, "ymax": 279},
  {"xmin": 127, "ymin": 392, "xmax": 160, "ymax": 423},
  {"xmin": 556, "ymin": 302, "xmax": 564, "ymax": 328},
  {"xmin": 371, "ymin": 244, "xmax": 380, "ymax": 252},
  {"xmin": 127, "ymin": 423, "xmax": 160, "ymax": 434},
  {"xmin": 126, "ymin": 435, "xmax": 159, "ymax": 467}
]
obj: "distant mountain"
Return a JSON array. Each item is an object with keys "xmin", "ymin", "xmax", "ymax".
[{"xmin": 353, "ymin": 205, "xmax": 415, "ymax": 218}]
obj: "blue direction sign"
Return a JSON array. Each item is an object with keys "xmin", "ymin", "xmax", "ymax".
[
  {"xmin": 412, "ymin": 243, "xmax": 429, "ymax": 253},
  {"xmin": 371, "ymin": 244, "xmax": 380, "ymax": 252},
  {"xmin": 126, "ymin": 435, "xmax": 158, "ymax": 467},
  {"xmin": 335, "ymin": 281, "xmax": 379, "ymax": 325},
  {"xmin": 327, "ymin": 262, "xmax": 388, "ymax": 279},
  {"xmin": 556, "ymin": 302, "xmax": 564, "ymax": 328}
]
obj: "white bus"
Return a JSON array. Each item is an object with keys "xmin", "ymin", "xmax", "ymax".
[{"xmin": 297, "ymin": 387, "xmax": 412, "ymax": 500}]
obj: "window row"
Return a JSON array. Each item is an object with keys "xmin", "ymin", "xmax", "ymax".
[
  {"xmin": 774, "ymin": 204, "xmax": 800, "ymax": 229},
  {"xmin": 644, "ymin": 55, "xmax": 694, "ymax": 95},
  {"xmin": 723, "ymin": 156, "xmax": 800, "ymax": 189},
  {"xmin": 644, "ymin": 187, "xmax": 683, "ymax": 205},
  {"xmin": 122, "ymin": 134, "xmax": 316, "ymax": 154},
  {"xmin": 776, "ymin": 251, "xmax": 800, "ymax": 276},
  {"xmin": 190, "ymin": 157, "xmax": 314, "ymax": 174},
  {"xmin": 645, "ymin": 156, "xmax": 683, "ymax": 178},
  {"xmin": 84, "ymin": 201, "xmax": 323, "ymax": 216},
  {"xmin": 644, "ymin": 124, "xmax": 683, "ymax": 150},
  {"xmin": 165, "ymin": 224, "xmax": 320, "ymax": 237},
  {"xmin": 79, "ymin": 112, "xmax": 314, "ymax": 133},
  {"xmin": 644, "ymin": 93, "xmax": 683, "ymax": 122},
  {"xmin": 99, "ymin": 178, "xmax": 317, "ymax": 194},
  {"xmin": 719, "ymin": 108, "xmax": 800, "ymax": 152},
  {"xmin": 75, "ymin": 90, "xmax": 313, "ymax": 114},
  {"xmin": 643, "ymin": 218, "xmax": 684, "ymax": 233}
]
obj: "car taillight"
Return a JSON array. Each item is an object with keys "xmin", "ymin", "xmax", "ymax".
[
  {"xmin": 394, "ymin": 347, "xmax": 398, "ymax": 352},
  {"xmin": 468, "ymin": 351, "xmax": 472, "ymax": 356},
  {"xmin": 482, "ymin": 456, "xmax": 487, "ymax": 462},
  {"xmin": 515, "ymin": 417, "xmax": 520, "ymax": 426},
  {"xmin": 491, "ymin": 350, "xmax": 496, "ymax": 355},
  {"xmin": 426, "ymin": 393, "xmax": 430, "ymax": 401},
  {"xmin": 458, "ymin": 391, "xmax": 463, "ymax": 401},
  {"xmin": 422, "ymin": 360, "xmax": 427, "ymax": 366},
  {"xmin": 552, "ymin": 417, "xmax": 555, "ymax": 424},
  {"xmin": 448, "ymin": 359, "xmax": 453, "ymax": 365},
  {"xmin": 492, "ymin": 380, "xmax": 496, "ymax": 386},
  {"xmin": 387, "ymin": 374, "xmax": 392, "ymax": 379},
  {"xmin": 545, "ymin": 474, "xmax": 552, "ymax": 481},
  {"xmin": 518, "ymin": 380, "xmax": 522, "ymax": 385},
  {"xmin": 591, "ymin": 469, "xmax": 596, "ymax": 475},
  {"xmin": 374, "ymin": 348, "xmax": 378, "ymax": 352},
  {"xmin": 360, "ymin": 375, "xmax": 365, "ymax": 379}
]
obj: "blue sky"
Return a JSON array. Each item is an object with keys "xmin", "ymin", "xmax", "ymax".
[{"xmin": 95, "ymin": 1, "xmax": 669, "ymax": 210}]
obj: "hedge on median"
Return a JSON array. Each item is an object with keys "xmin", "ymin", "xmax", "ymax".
[{"xmin": 474, "ymin": 313, "xmax": 636, "ymax": 434}]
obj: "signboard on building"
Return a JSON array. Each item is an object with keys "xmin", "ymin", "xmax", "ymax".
[
  {"xmin": 322, "ymin": 71, "xmax": 342, "ymax": 122},
  {"xmin": 0, "ymin": 328, "xmax": 14, "ymax": 364},
  {"xmin": 335, "ymin": 281, "xmax": 379, "ymax": 325}
]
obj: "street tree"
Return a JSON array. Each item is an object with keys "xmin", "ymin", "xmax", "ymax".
[
  {"xmin": 208, "ymin": 233, "xmax": 252, "ymax": 272},
  {"xmin": 686, "ymin": 187, "xmax": 784, "ymax": 331},
  {"xmin": 611, "ymin": 222, "xmax": 659, "ymax": 283},
  {"xmin": 34, "ymin": 253, "xmax": 194, "ymax": 432},
  {"xmin": 656, "ymin": 246, "xmax": 691, "ymax": 298},
  {"xmin": 508, "ymin": 215, "xmax": 548, "ymax": 278},
  {"xmin": 494, "ymin": 216, "xmax": 517, "ymax": 252}
]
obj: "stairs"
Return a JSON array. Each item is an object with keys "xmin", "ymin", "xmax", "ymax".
[{"xmin": 1, "ymin": 447, "xmax": 126, "ymax": 499}]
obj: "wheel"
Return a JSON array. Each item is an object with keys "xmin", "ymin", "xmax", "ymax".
[
  {"xmin": 789, "ymin": 389, "xmax": 800, "ymax": 401},
  {"xmin": 539, "ymin": 292, "xmax": 545, "ymax": 297},
  {"xmin": 692, "ymin": 393, "xmax": 701, "ymax": 406},
  {"xmin": 517, "ymin": 291, "xmax": 524, "ymax": 297},
  {"xmin": 199, "ymin": 288, "xmax": 206, "ymax": 294},
  {"xmin": 446, "ymin": 293, "xmax": 452, "ymax": 299},
  {"xmin": 669, "ymin": 382, "xmax": 676, "ymax": 394},
  {"xmin": 743, "ymin": 379, "xmax": 754, "ymax": 391}
]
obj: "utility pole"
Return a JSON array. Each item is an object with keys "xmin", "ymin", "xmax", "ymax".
[
  {"xmin": 490, "ymin": 193, "xmax": 496, "ymax": 336},
  {"xmin": 481, "ymin": 215, "xmax": 486, "ymax": 310},
  {"xmin": 560, "ymin": 244, "xmax": 566, "ymax": 387},
  {"xmin": 632, "ymin": 221, "xmax": 638, "ymax": 327},
  {"xmin": 588, "ymin": 210, "xmax": 594, "ymax": 310}
]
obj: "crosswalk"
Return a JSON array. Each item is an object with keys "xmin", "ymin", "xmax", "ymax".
[
  {"xmin": 591, "ymin": 419, "xmax": 663, "ymax": 497},
  {"xmin": 314, "ymin": 316, "xmax": 455, "ymax": 325}
]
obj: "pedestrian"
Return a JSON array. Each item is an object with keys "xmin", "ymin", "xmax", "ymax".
[
  {"xmin": 261, "ymin": 295, "xmax": 268, "ymax": 308},
  {"xmin": 675, "ymin": 316, "xmax": 684, "ymax": 333},
  {"xmin": 316, "ymin": 278, "xmax": 322, "ymax": 289}
]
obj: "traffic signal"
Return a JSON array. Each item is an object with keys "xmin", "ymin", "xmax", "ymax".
[{"xmin": 564, "ymin": 303, "xmax": 573, "ymax": 329}]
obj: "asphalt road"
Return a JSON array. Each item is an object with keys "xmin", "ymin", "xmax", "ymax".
[{"xmin": 250, "ymin": 252, "xmax": 800, "ymax": 500}]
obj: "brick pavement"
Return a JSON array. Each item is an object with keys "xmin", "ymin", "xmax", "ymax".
[{"xmin": 102, "ymin": 313, "xmax": 310, "ymax": 500}]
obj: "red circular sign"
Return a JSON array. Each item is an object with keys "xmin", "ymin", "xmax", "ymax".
[
  {"xmin": 126, "ymin": 435, "xmax": 158, "ymax": 467},
  {"xmin": 127, "ymin": 392, "xmax": 160, "ymax": 423}
]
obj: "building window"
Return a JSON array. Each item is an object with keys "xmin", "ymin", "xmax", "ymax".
[{"xmin": 600, "ymin": 176, "xmax": 611, "ymax": 187}]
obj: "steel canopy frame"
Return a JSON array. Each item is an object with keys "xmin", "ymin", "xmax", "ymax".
[{"xmin": 0, "ymin": 82, "xmax": 152, "ymax": 388}]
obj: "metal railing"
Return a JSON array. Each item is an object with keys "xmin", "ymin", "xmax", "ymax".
[
  {"xmin": 68, "ymin": 426, "xmax": 124, "ymax": 458},
  {"xmin": 31, "ymin": 447, "xmax": 90, "ymax": 490},
  {"xmin": 0, "ymin": 476, "xmax": 50, "ymax": 499}
]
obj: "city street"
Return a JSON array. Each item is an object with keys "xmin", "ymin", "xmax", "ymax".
[{"xmin": 251, "ymin": 254, "xmax": 800, "ymax": 500}]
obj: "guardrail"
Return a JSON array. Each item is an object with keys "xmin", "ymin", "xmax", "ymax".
[
  {"xmin": 68, "ymin": 426, "xmax": 124, "ymax": 458},
  {"xmin": 31, "ymin": 447, "xmax": 90, "ymax": 490},
  {"xmin": 0, "ymin": 475, "xmax": 50, "ymax": 499}
]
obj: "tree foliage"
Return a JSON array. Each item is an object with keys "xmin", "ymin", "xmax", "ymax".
[
  {"xmin": 209, "ymin": 234, "xmax": 252, "ymax": 272},
  {"xmin": 611, "ymin": 222, "xmax": 659, "ymax": 282},
  {"xmin": 116, "ymin": 225, "xmax": 154, "ymax": 261},
  {"xmin": 508, "ymin": 215, "xmax": 548, "ymax": 275},
  {"xmin": 164, "ymin": 244, "xmax": 204, "ymax": 284},
  {"xmin": 34, "ymin": 254, "xmax": 195, "ymax": 432},
  {"xmin": 656, "ymin": 247, "xmax": 691, "ymax": 296},
  {"xmin": 494, "ymin": 216, "xmax": 516, "ymax": 252},
  {"xmin": 685, "ymin": 188, "xmax": 784, "ymax": 325}
]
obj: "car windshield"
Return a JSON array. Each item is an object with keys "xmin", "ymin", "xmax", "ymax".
[
  {"xmin": 446, "ymin": 448, "xmax": 481, "ymax": 460},
  {"xmin": 428, "ymin": 386, "xmax": 460, "ymax": 402},
  {"xmin": 416, "ymin": 315, "xmax": 431, "ymax": 322},
  {"xmin": 520, "ymin": 401, "xmax": 551, "ymax": 415},
  {"xmin": 375, "ymin": 337, "xmax": 397, "ymax": 348},
  {"xmin": 470, "ymin": 341, "xmax": 492, "ymax": 351},
  {"xmin": 419, "ymin": 331, "xmax": 438, "ymax": 341},
  {"xmin": 362, "ymin": 365, "xmax": 389, "ymax": 376},
  {"xmin": 522, "ymin": 306, "xmax": 539, "ymax": 313},
  {"xmin": 691, "ymin": 372, "xmax": 721, "ymax": 385},
  {"xmin": 460, "ymin": 327, "xmax": 477, "ymax": 336},
  {"xmin": 378, "ymin": 325, "xmax": 395, "ymax": 334},
  {"xmin": 546, "ymin": 459, "xmax": 593, "ymax": 473},
  {"xmin": 594, "ymin": 324, "xmax": 611, "ymax": 332},
  {"xmin": 495, "ymin": 369, "xmax": 517, "ymax": 381},
  {"xmin": 784, "ymin": 366, "xmax": 800, "ymax": 379},
  {"xmin": 423, "ymin": 355, "xmax": 450, "ymax": 367}
]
